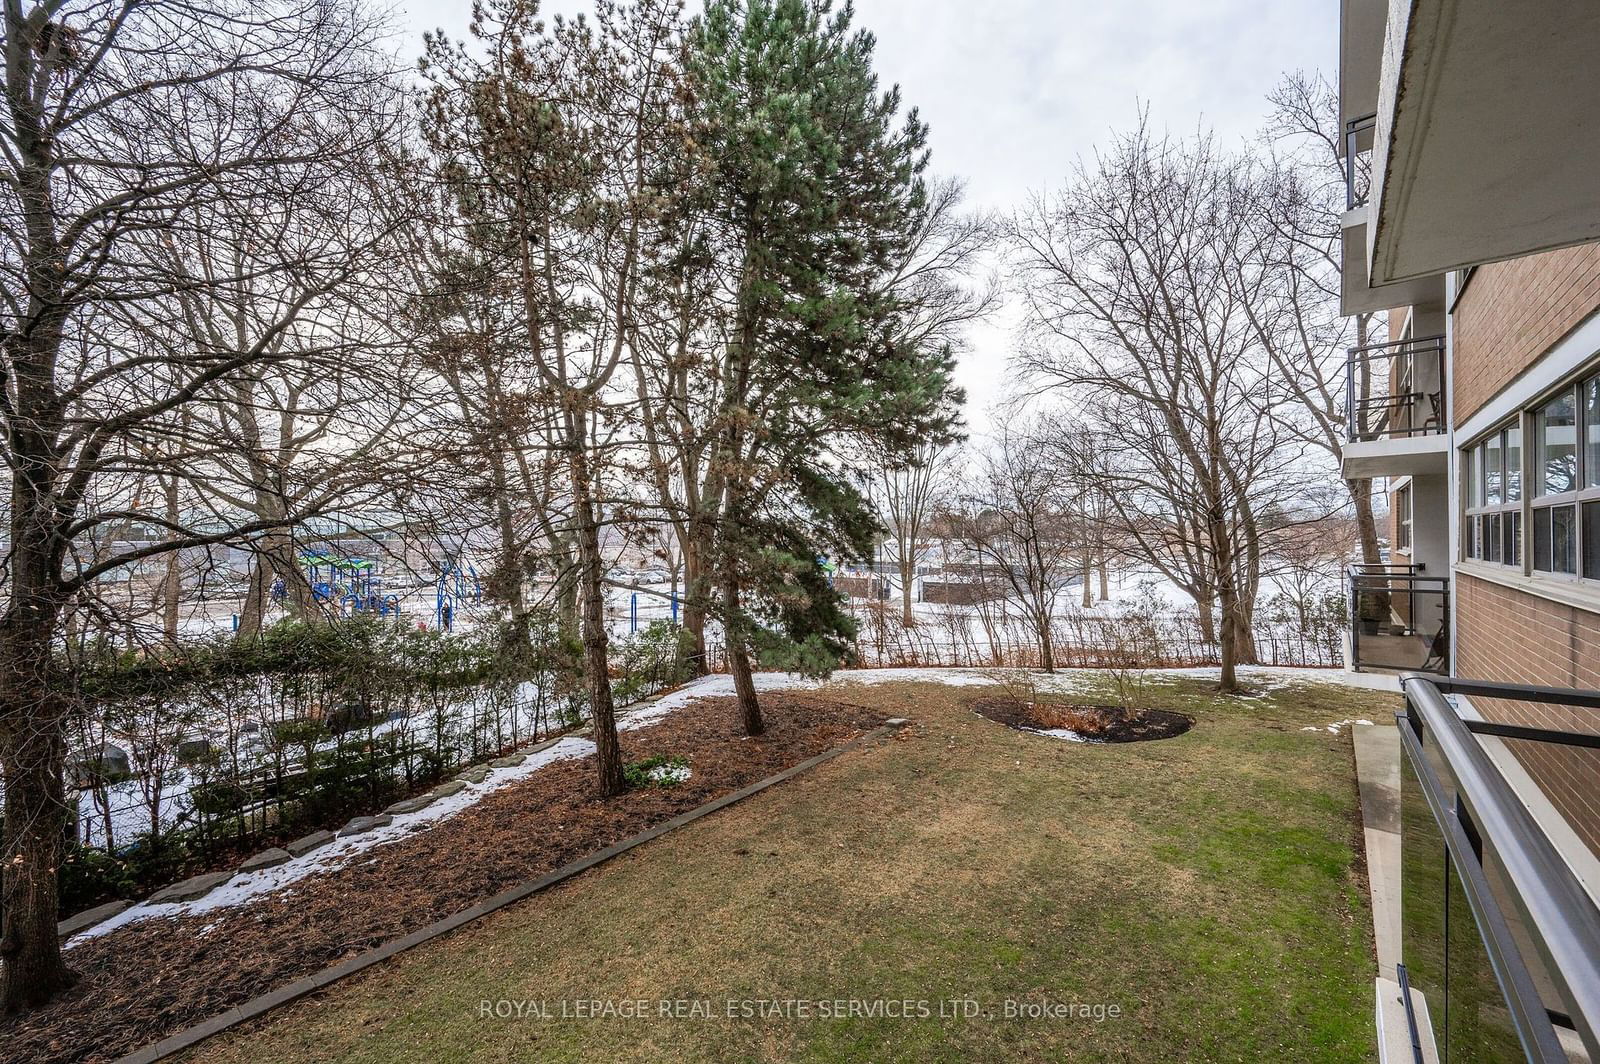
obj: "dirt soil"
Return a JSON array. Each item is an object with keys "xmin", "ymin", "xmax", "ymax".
[
  {"xmin": 0, "ymin": 692, "xmax": 885, "ymax": 1064},
  {"xmin": 968, "ymin": 697, "xmax": 1192, "ymax": 742}
]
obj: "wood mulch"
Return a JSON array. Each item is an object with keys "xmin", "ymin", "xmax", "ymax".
[
  {"xmin": 1, "ymin": 692, "xmax": 885, "ymax": 1064},
  {"xmin": 968, "ymin": 698, "xmax": 1192, "ymax": 743}
]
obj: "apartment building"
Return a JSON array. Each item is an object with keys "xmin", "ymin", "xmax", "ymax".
[{"xmin": 1339, "ymin": 0, "xmax": 1600, "ymax": 1061}]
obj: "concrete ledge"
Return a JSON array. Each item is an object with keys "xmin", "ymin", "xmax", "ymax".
[
  {"xmin": 429, "ymin": 780, "xmax": 466, "ymax": 799},
  {"xmin": 111, "ymin": 721, "xmax": 903, "ymax": 1064},
  {"xmin": 58, "ymin": 899, "xmax": 131, "ymax": 939},
  {"xmin": 335, "ymin": 814, "xmax": 393, "ymax": 838},
  {"xmin": 385, "ymin": 794, "xmax": 437, "ymax": 816},
  {"xmin": 237, "ymin": 848, "xmax": 292, "ymax": 875},
  {"xmin": 1376, "ymin": 976, "xmax": 1438, "ymax": 1064},
  {"xmin": 285, "ymin": 830, "xmax": 334, "ymax": 858},
  {"xmin": 148, "ymin": 871, "xmax": 234, "ymax": 905}
]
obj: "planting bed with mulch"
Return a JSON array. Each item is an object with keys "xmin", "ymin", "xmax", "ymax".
[
  {"xmin": 969, "ymin": 697, "xmax": 1192, "ymax": 743},
  {"xmin": 0, "ymin": 692, "xmax": 886, "ymax": 1064}
]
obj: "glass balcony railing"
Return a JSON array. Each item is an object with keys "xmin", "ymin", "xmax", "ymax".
[
  {"xmin": 1398, "ymin": 675, "xmax": 1600, "ymax": 1062},
  {"xmin": 1350, "ymin": 564, "xmax": 1449, "ymax": 674},
  {"xmin": 1346, "ymin": 335, "xmax": 1447, "ymax": 443}
]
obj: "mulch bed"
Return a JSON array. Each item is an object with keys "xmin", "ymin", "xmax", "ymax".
[
  {"xmin": 968, "ymin": 698, "xmax": 1192, "ymax": 743},
  {"xmin": 1, "ymin": 692, "xmax": 886, "ymax": 1064}
]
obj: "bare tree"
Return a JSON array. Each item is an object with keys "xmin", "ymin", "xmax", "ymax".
[
  {"xmin": 1252, "ymin": 72, "xmax": 1382, "ymax": 566},
  {"xmin": 871, "ymin": 441, "xmax": 955, "ymax": 626},
  {"xmin": 1009, "ymin": 121, "xmax": 1308, "ymax": 692},
  {"xmin": 952, "ymin": 421, "xmax": 1079, "ymax": 671},
  {"xmin": 0, "ymin": 0, "xmax": 408, "ymax": 1011}
]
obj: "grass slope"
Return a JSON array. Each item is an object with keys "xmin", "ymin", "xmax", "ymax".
[{"xmin": 186, "ymin": 672, "xmax": 1398, "ymax": 1064}]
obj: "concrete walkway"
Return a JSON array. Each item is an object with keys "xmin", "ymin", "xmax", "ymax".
[
  {"xmin": 1353, "ymin": 722, "xmax": 1402, "ymax": 979},
  {"xmin": 1353, "ymin": 717, "xmax": 1439, "ymax": 1063}
]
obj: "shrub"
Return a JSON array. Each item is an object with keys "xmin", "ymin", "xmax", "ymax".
[
  {"xmin": 624, "ymin": 754, "xmax": 690, "ymax": 788},
  {"xmin": 56, "ymin": 843, "xmax": 138, "ymax": 915},
  {"xmin": 1025, "ymin": 703, "xmax": 1108, "ymax": 735}
]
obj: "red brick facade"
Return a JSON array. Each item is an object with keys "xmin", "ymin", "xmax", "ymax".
[
  {"xmin": 1452, "ymin": 243, "xmax": 1600, "ymax": 425},
  {"xmin": 1455, "ymin": 573, "xmax": 1600, "ymax": 855},
  {"xmin": 1448, "ymin": 245, "xmax": 1600, "ymax": 854}
]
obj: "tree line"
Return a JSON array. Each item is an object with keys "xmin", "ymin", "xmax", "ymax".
[{"xmin": 0, "ymin": 0, "xmax": 972, "ymax": 1013}]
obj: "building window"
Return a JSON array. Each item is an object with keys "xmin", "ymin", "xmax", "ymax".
[
  {"xmin": 1529, "ymin": 376, "xmax": 1600, "ymax": 576},
  {"xmin": 1465, "ymin": 424, "xmax": 1520, "ymax": 567},
  {"xmin": 1465, "ymin": 371, "xmax": 1600, "ymax": 579},
  {"xmin": 1536, "ymin": 391, "xmax": 1577, "ymax": 496},
  {"xmin": 1396, "ymin": 484, "xmax": 1413, "ymax": 551}
]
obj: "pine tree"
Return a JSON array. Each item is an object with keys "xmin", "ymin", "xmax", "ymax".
[{"xmin": 687, "ymin": 0, "xmax": 964, "ymax": 733}]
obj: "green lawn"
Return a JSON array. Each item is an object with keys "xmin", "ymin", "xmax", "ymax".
[{"xmin": 186, "ymin": 671, "xmax": 1398, "ymax": 1063}]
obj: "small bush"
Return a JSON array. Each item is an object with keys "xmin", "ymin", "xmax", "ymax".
[
  {"xmin": 57, "ymin": 844, "xmax": 138, "ymax": 914},
  {"xmin": 1026, "ymin": 702, "xmax": 1109, "ymax": 735},
  {"xmin": 624, "ymin": 754, "xmax": 690, "ymax": 789}
]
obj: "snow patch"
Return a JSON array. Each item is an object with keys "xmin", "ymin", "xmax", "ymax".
[
  {"xmin": 1301, "ymin": 718, "xmax": 1377, "ymax": 734},
  {"xmin": 1028, "ymin": 727, "xmax": 1093, "ymax": 743},
  {"xmin": 68, "ymin": 663, "xmax": 1376, "ymax": 944}
]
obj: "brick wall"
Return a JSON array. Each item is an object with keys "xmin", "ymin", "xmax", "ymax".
[
  {"xmin": 1453, "ymin": 243, "xmax": 1600, "ymax": 425},
  {"xmin": 1455, "ymin": 573, "xmax": 1600, "ymax": 855}
]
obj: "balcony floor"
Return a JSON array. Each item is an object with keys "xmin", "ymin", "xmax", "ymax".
[{"xmin": 1354, "ymin": 631, "xmax": 1439, "ymax": 672}]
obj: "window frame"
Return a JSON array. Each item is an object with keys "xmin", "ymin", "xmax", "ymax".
[
  {"xmin": 1396, "ymin": 483, "xmax": 1413, "ymax": 552},
  {"xmin": 1467, "ymin": 370, "xmax": 1600, "ymax": 580},
  {"xmin": 1463, "ymin": 422, "xmax": 1523, "ymax": 569}
]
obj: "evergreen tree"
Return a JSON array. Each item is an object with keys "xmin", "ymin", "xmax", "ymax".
[{"xmin": 687, "ymin": 0, "xmax": 964, "ymax": 733}]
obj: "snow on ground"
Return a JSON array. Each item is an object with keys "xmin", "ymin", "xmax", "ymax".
[
  {"xmin": 1029, "ymin": 727, "xmax": 1092, "ymax": 743},
  {"xmin": 67, "ymin": 663, "xmax": 1383, "ymax": 943},
  {"xmin": 1301, "ymin": 718, "xmax": 1378, "ymax": 733},
  {"xmin": 70, "ymin": 677, "xmax": 709, "ymax": 946}
]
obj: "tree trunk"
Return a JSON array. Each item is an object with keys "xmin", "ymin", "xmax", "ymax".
[
  {"xmin": 1081, "ymin": 553, "xmax": 1093, "ymax": 608},
  {"xmin": 492, "ymin": 488, "xmax": 533, "ymax": 659},
  {"xmin": 1098, "ymin": 559, "xmax": 1109, "ymax": 602},
  {"xmin": 1034, "ymin": 602, "xmax": 1057, "ymax": 672},
  {"xmin": 899, "ymin": 552, "xmax": 916, "ymax": 627},
  {"xmin": 161, "ymin": 476, "xmax": 181, "ymax": 643},
  {"xmin": 1217, "ymin": 583, "xmax": 1239, "ymax": 693},
  {"xmin": 238, "ymin": 530, "xmax": 310, "ymax": 639},
  {"xmin": 680, "ymin": 524, "xmax": 711, "ymax": 675},
  {"xmin": 1192, "ymin": 588, "xmax": 1218, "ymax": 644},
  {"xmin": 1351, "ymin": 478, "xmax": 1381, "ymax": 565},
  {"xmin": 0, "ymin": 614, "xmax": 76, "ymax": 1013},
  {"xmin": 570, "ymin": 471, "xmax": 624, "ymax": 796},
  {"xmin": 723, "ymin": 574, "xmax": 764, "ymax": 735}
]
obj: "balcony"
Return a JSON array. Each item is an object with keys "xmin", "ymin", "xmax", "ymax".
[
  {"xmin": 1349, "ymin": 564, "xmax": 1448, "ymax": 674},
  {"xmin": 1366, "ymin": 0, "xmax": 1600, "ymax": 285},
  {"xmin": 1342, "ymin": 335, "xmax": 1449, "ymax": 479},
  {"xmin": 1340, "ymin": 118, "xmax": 1446, "ymax": 316},
  {"xmin": 1397, "ymin": 675, "xmax": 1600, "ymax": 1061}
]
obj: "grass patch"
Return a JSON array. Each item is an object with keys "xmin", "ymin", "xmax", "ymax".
[{"xmin": 184, "ymin": 670, "xmax": 1396, "ymax": 1064}]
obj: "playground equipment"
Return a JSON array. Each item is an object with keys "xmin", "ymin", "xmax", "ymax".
[
  {"xmin": 434, "ymin": 557, "xmax": 481, "ymax": 632},
  {"xmin": 299, "ymin": 552, "xmax": 401, "ymax": 618}
]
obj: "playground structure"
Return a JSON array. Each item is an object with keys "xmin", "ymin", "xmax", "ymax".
[
  {"xmin": 434, "ymin": 557, "xmax": 481, "ymax": 631},
  {"xmin": 297, "ymin": 552, "xmax": 401, "ymax": 618}
]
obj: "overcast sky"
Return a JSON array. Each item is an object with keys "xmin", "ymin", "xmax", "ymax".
[{"xmin": 397, "ymin": 0, "xmax": 1337, "ymax": 428}]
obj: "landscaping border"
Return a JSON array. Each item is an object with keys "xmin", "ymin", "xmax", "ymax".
[{"xmin": 111, "ymin": 719, "xmax": 909, "ymax": 1064}]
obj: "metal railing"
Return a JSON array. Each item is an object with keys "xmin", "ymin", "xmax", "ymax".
[
  {"xmin": 1398, "ymin": 674, "xmax": 1600, "ymax": 1062},
  {"xmin": 1345, "ymin": 112, "xmax": 1376, "ymax": 210},
  {"xmin": 1345, "ymin": 334, "xmax": 1447, "ymax": 443},
  {"xmin": 1349, "ymin": 563, "xmax": 1450, "ymax": 673}
]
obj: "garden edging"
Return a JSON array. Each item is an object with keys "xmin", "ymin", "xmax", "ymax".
[{"xmin": 108, "ymin": 718, "xmax": 909, "ymax": 1064}]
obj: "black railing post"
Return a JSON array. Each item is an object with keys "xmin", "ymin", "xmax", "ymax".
[{"xmin": 1350, "ymin": 568, "xmax": 1361, "ymax": 671}]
